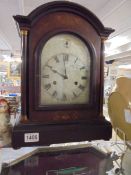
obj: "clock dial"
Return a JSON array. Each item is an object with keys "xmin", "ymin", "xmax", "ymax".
[{"xmin": 40, "ymin": 34, "xmax": 91, "ymax": 105}]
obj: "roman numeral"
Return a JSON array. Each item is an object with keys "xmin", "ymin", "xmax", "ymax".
[
  {"xmin": 73, "ymin": 91, "xmax": 78, "ymax": 98},
  {"xmin": 62, "ymin": 94, "xmax": 67, "ymax": 101},
  {"xmin": 78, "ymin": 84, "xmax": 85, "ymax": 91},
  {"xmin": 44, "ymin": 83, "xmax": 51, "ymax": 90},
  {"xmin": 74, "ymin": 57, "xmax": 78, "ymax": 64},
  {"xmin": 42, "ymin": 75, "xmax": 49, "ymax": 78},
  {"xmin": 54, "ymin": 56, "xmax": 59, "ymax": 63},
  {"xmin": 52, "ymin": 91, "xmax": 57, "ymax": 98},
  {"xmin": 81, "ymin": 76, "xmax": 87, "ymax": 80},
  {"xmin": 80, "ymin": 66, "xmax": 85, "ymax": 70}
]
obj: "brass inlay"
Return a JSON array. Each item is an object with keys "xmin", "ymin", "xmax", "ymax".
[
  {"xmin": 20, "ymin": 30, "xmax": 28, "ymax": 36},
  {"xmin": 54, "ymin": 111, "xmax": 79, "ymax": 121}
]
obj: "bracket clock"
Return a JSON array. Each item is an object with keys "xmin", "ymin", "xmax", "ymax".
[{"xmin": 12, "ymin": 1, "xmax": 114, "ymax": 148}]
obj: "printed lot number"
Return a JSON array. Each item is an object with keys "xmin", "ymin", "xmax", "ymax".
[{"xmin": 24, "ymin": 133, "xmax": 39, "ymax": 143}]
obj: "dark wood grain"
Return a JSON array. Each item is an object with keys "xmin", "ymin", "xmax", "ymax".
[{"xmin": 12, "ymin": 119, "xmax": 112, "ymax": 148}]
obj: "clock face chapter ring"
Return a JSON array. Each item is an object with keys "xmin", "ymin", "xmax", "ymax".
[{"xmin": 38, "ymin": 33, "xmax": 91, "ymax": 106}]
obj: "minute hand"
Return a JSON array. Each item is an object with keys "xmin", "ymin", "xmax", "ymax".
[
  {"xmin": 63, "ymin": 58, "xmax": 67, "ymax": 77},
  {"xmin": 47, "ymin": 65, "xmax": 66, "ymax": 79}
]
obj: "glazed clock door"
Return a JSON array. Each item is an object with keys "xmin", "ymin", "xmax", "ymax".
[
  {"xmin": 39, "ymin": 33, "xmax": 90, "ymax": 106},
  {"xmin": 32, "ymin": 30, "xmax": 95, "ymax": 123}
]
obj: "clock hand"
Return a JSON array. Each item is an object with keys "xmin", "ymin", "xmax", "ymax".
[
  {"xmin": 63, "ymin": 54, "xmax": 68, "ymax": 78},
  {"xmin": 63, "ymin": 58, "xmax": 67, "ymax": 77},
  {"xmin": 74, "ymin": 57, "xmax": 78, "ymax": 64},
  {"xmin": 46, "ymin": 65, "xmax": 67, "ymax": 79},
  {"xmin": 52, "ymin": 69, "xmax": 67, "ymax": 79}
]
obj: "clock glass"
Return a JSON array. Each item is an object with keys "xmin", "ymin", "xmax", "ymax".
[{"xmin": 39, "ymin": 34, "xmax": 91, "ymax": 105}]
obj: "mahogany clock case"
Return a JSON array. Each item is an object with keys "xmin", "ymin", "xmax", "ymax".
[{"xmin": 12, "ymin": 1, "xmax": 114, "ymax": 148}]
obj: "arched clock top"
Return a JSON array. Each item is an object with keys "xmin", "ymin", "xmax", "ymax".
[{"xmin": 14, "ymin": 1, "xmax": 114, "ymax": 38}]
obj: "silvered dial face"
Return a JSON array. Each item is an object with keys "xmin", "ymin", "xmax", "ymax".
[{"xmin": 39, "ymin": 34, "xmax": 91, "ymax": 105}]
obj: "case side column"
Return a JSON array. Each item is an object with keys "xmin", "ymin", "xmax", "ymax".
[
  {"xmin": 99, "ymin": 37, "xmax": 107, "ymax": 117},
  {"xmin": 20, "ymin": 29, "xmax": 29, "ymax": 122}
]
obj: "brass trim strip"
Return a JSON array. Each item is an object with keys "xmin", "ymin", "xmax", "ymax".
[{"xmin": 20, "ymin": 30, "xmax": 28, "ymax": 36}]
